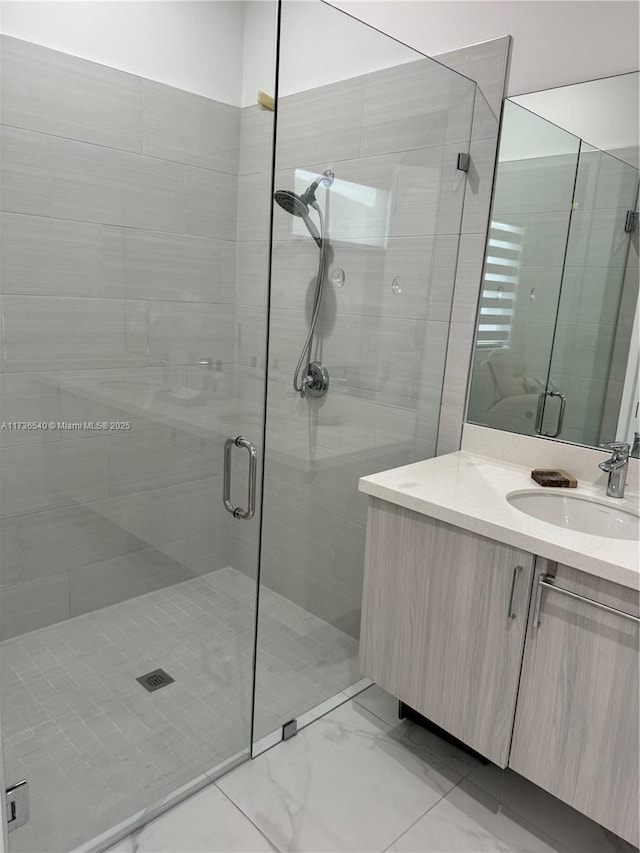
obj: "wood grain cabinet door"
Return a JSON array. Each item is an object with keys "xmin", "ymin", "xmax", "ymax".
[
  {"xmin": 510, "ymin": 564, "xmax": 640, "ymax": 847},
  {"xmin": 360, "ymin": 498, "xmax": 534, "ymax": 767}
]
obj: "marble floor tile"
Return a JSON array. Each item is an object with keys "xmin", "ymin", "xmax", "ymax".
[
  {"xmin": 355, "ymin": 685, "xmax": 482, "ymax": 778},
  {"xmin": 386, "ymin": 713, "xmax": 483, "ymax": 781},
  {"xmin": 466, "ymin": 763, "xmax": 630, "ymax": 853},
  {"xmin": 105, "ymin": 783, "xmax": 276, "ymax": 852},
  {"xmin": 217, "ymin": 701, "xmax": 464, "ymax": 853},
  {"xmin": 388, "ymin": 778, "xmax": 572, "ymax": 853},
  {"xmin": 101, "ymin": 694, "xmax": 632, "ymax": 853}
]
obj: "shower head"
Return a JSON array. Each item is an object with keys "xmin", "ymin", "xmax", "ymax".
[
  {"xmin": 274, "ymin": 189, "xmax": 309, "ymax": 218},
  {"xmin": 273, "ymin": 170, "xmax": 335, "ymax": 248},
  {"xmin": 274, "ymin": 189, "xmax": 322, "ymax": 247}
]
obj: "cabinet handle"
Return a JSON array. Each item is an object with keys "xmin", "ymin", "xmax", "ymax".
[
  {"xmin": 534, "ymin": 573, "xmax": 639, "ymax": 627},
  {"xmin": 507, "ymin": 565, "xmax": 523, "ymax": 619}
]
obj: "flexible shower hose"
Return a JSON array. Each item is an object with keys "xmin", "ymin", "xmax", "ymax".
[{"xmin": 292, "ymin": 202, "xmax": 327, "ymax": 396}]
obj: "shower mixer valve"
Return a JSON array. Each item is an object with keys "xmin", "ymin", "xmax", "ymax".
[{"xmin": 302, "ymin": 362, "xmax": 330, "ymax": 398}]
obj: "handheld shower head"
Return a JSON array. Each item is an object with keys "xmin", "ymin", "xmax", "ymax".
[
  {"xmin": 273, "ymin": 170, "xmax": 334, "ymax": 247},
  {"xmin": 274, "ymin": 189, "xmax": 309, "ymax": 218},
  {"xmin": 273, "ymin": 189, "xmax": 322, "ymax": 247}
]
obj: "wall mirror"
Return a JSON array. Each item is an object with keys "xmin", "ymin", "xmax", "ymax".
[{"xmin": 467, "ymin": 72, "xmax": 639, "ymax": 450}]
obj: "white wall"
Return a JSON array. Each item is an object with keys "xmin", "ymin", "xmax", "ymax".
[
  {"xmin": 278, "ymin": 0, "xmax": 417, "ymax": 94},
  {"xmin": 240, "ymin": 0, "xmax": 426, "ymax": 105},
  {"xmin": 512, "ymin": 72, "xmax": 639, "ymax": 153},
  {"xmin": 0, "ymin": 1, "xmax": 247, "ymax": 104},
  {"xmin": 329, "ymin": 0, "xmax": 639, "ymax": 95},
  {"xmin": 498, "ymin": 101, "xmax": 581, "ymax": 162},
  {"xmin": 2, "ymin": 1, "xmax": 638, "ymax": 107},
  {"xmin": 240, "ymin": 1, "xmax": 278, "ymax": 106}
]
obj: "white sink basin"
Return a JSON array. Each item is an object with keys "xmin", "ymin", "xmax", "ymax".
[{"xmin": 507, "ymin": 490, "xmax": 640, "ymax": 541}]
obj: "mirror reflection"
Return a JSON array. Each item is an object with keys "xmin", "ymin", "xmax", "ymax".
[{"xmin": 468, "ymin": 73, "xmax": 639, "ymax": 451}]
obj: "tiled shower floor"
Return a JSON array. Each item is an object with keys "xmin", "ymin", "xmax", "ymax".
[{"xmin": 1, "ymin": 567, "xmax": 360, "ymax": 853}]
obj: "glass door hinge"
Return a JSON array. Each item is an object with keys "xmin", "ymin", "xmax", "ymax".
[
  {"xmin": 625, "ymin": 210, "xmax": 638, "ymax": 233},
  {"xmin": 5, "ymin": 780, "xmax": 29, "ymax": 832},
  {"xmin": 457, "ymin": 152, "xmax": 470, "ymax": 172},
  {"xmin": 282, "ymin": 719, "xmax": 297, "ymax": 740}
]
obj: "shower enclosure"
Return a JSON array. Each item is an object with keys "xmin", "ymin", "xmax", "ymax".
[
  {"xmin": 0, "ymin": 2, "xmax": 476, "ymax": 850},
  {"xmin": 468, "ymin": 98, "xmax": 639, "ymax": 446}
]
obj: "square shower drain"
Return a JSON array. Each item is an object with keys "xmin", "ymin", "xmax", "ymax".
[{"xmin": 136, "ymin": 668, "xmax": 175, "ymax": 693}]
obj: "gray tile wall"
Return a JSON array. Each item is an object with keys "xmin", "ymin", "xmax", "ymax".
[
  {"xmin": 0, "ymin": 35, "xmax": 239, "ymax": 639},
  {"xmin": 0, "ymin": 32, "xmax": 511, "ymax": 645},
  {"xmin": 233, "ymin": 55, "xmax": 479, "ymax": 644}
]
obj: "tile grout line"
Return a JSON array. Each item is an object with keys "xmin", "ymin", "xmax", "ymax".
[
  {"xmin": 380, "ymin": 776, "xmax": 461, "ymax": 853},
  {"xmin": 215, "ymin": 781, "xmax": 284, "ymax": 853},
  {"xmin": 0, "ymin": 120, "xmax": 240, "ymax": 177},
  {"xmin": 349, "ymin": 692, "xmax": 487, "ymax": 853},
  {"xmin": 0, "ymin": 207, "xmax": 238, "ymax": 243},
  {"xmin": 378, "ymin": 746, "xmax": 492, "ymax": 853}
]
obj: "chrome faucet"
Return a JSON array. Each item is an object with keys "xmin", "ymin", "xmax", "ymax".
[{"xmin": 598, "ymin": 443, "xmax": 630, "ymax": 498}]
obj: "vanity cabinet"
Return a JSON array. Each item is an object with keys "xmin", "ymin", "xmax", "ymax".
[
  {"xmin": 510, "ymin": 563, "xmax": 640, "ymax": 846},
  {"xmin": 360, "ymin": 497, "xmax": 640, "ymax": 847},
  {"xmin": 360, "ymin": 497, "xmax": 534, "ymax": 767}
]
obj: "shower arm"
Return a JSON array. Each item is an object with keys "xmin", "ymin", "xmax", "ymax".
[{"xmin": 301, "ymin": 170, "xmax": 335, "ymax": 204}]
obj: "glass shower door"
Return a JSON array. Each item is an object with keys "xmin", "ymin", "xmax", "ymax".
[
  {"xmin": 0, "ymin": 3, "xmax": 277, "ymax": 850},
  {"xmin": 468, "ymin": 97, "xmax": 640, "ymax": 446},
  {"xmin": 547, "ymin": 146, "xmax": 639, "ymax": 446},
  {"xmin": 252, "ymin": 0, "xmax": 477, "ymax": 747},
  {"xmin": 468, "ymin": 101, "xmax": 582, "ymax": 438}
]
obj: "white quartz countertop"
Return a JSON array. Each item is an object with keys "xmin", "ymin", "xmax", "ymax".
[{"xmin": 359, "ymin": 451, "xmax": 640, "ymax": 590}]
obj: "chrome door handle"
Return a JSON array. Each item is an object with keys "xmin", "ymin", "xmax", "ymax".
[
  {"xmin": 507, "ymin": 565, "xmax": 523, "ymax": 619},
  {"xmin": 534, "ymin": 573, "xmax": 640, "ymax": 627},
  {"xmin": 223, "ymin": 436, "xmax": 257, "ymax": 520},
  {"xmin": 535, "ymin": 391, "xmax": 567, "ymax": 438}
]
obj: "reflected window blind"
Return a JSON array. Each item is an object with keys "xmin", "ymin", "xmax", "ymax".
[{"xmin": 477, "ymin": 220, "xmax": 524, "ymax": 348}]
